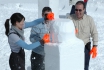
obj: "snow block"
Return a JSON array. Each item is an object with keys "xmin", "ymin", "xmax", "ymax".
[{"xmin": 44, "ymin": 19, "xmax": 84, "ymax": 70}]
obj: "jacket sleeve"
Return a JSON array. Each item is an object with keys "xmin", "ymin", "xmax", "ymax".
[
  {"xmin": 15, "ymin": 40, "xmax": 41, "ymax": 50},
  {"xmin": 30, "ymin": 26, "xmax": 41, "ymax": 43},
  {"xmin": 30, "ymin": 33, "xmax": 41, "ymax": 43},
  {"xmin": 90, "ymin": 17, "xmax": 98, "ymax": 46},
  {"xmin": 24, "ymin": 18, "xmax": 44, "ymax": 28}
]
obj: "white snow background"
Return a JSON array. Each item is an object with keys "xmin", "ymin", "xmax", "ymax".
[{"xmin": 0, "ymin": 0, "xmax": 104, "ymax": 70}]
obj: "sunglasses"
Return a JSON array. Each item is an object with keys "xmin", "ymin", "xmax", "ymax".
[{"xmin": 75, "ymin": 9, "xmax": 82, "ymax": 12}]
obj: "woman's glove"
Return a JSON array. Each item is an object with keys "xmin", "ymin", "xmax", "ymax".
[
  {"xmin": 44, "ymin": 12, "xmax": 54, "ymax": 20},
  {"xmin": 42, "ymin": 33, "xmax": 50, "ymax": 43}
]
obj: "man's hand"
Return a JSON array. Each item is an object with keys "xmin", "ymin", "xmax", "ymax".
[
  {"xmin": 90, "ymin": 46, "xmax": 97, "ymax": 58},
  {"xmin": 39, "ymin": 39, "xmax": 44, "ymax": 46}
]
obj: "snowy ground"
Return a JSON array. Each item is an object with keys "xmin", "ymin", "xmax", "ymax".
[{"xmin": 0, "ymin": 0, "xmax": 104, "ymax": 70}]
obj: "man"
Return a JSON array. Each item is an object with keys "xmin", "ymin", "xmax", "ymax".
[
  {"xmin": 30, "ymin": 7, "xmax": 52, "ymax": 70},
  {"xmin": 69, "ymin": 0, "xmax": 88, "ymax": 14},
  {"xmin": 66, "ymin": 1, "xmax": 98, "ymax": 70}
]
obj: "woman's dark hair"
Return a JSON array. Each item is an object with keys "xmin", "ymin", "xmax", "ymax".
[{"xmin": 4, "ymin": 13, "xmax": 25, "ymax": 36}]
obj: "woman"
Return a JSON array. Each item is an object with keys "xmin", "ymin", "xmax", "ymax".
[{"xmin": 4, "ymin": 13, "xmax": 45, "ymax": 70}]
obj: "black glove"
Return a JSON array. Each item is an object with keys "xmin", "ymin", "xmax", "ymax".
[{"xmin": 39, "ymin": 39, "xmax": 44, "ymax": 46}]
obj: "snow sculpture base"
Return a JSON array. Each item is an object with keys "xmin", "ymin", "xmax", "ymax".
[{"xmin": 44, "ymin": 19, "xmax": 84, "ymax": 70}]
